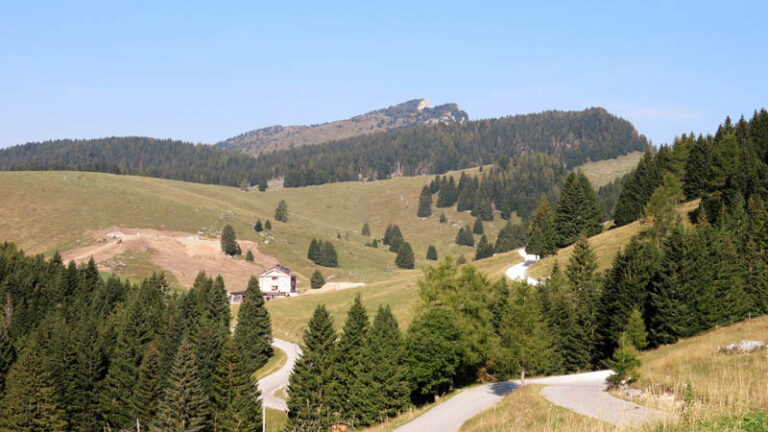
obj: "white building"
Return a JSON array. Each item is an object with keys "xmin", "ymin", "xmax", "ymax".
[{"xmin": 257, "ymin": 265, "xmax": 297, "ymax": 298}]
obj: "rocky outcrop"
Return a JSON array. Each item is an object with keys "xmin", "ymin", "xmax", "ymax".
[{"xmin": 216, "ymin": 98, "xmax": 468, "ymax": 155}]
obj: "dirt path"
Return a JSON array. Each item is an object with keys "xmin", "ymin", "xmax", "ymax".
[
  {"xmin": 394, "ymin": 371, "xmax": 669, "ymax": 432},
  {"xmin": 303, "ymin": 281, "xmax": 366, "ymax": 295},
  {"xmin": 61, "ymin": 227, "xmax": 279, "ymax": 291}
]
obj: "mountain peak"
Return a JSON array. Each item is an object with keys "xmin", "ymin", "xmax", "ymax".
[{"xmin": 216, "ymin": 99, "xmax": 468, "ymax": 155}]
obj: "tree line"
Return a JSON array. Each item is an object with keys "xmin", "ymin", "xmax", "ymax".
[{"xmin": 0, "ymin": 244, "xmax": 273, "ymax": 432}]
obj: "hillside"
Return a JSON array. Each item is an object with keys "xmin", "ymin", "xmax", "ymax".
[{"xmin": 216, "ymin": 98, "xmax": 469, "ymax": 155}]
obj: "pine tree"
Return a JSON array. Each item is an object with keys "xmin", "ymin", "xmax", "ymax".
[
  {"xmin": 286, "ymin": 305, "xmax": 337, "ymax": 431},
  {"xmin": 307, "ymin": 239, "xmax": 321, "ymax": 263},
  {"xmin": 359, "ymin": 306, "xmax": 410, "ymax": 423},
  {"xmin": 426, "ymin": 245, "xmax": 438, "ymax": 261},
  {"xmin": 274, "ymin": 200, "xmax": 289, "ymax": 223},
  {"xmin": 244, "ymin": 250, "xmax": 254, "ymax": 262},
  {"xmin": 0, "ymin": 326, "xmax": 15, "ymax": 394},
  {"xmin": 546, "ymin": 265, "xmax": 590, "ymax": 372},
  {"xmin": 318, "ymin": 242, "xmax": 339, "ymax": 267},
  {"xmin": 210, "ymin": 338, "xmax": 259, "ymax": 430},
  {"xmin": 565, "ymin": 235, "xmax": 601, "ymax": 365},
  {"xmin": 607, "ymin": 332, "xmax": 641, "ymax": 386},
  {"xmin": 254, "ymin": 220, "xmax": 263, "ymax": 232},
  {"xmin": 153, "ymin": 339, "xmax": 213, "ymax": 432},
  {"xmin": 527, "ymin": 195, "xmax": 558, "ymax": 256},
  {"xmin": 0, "ymin": 341, "xmax": 67, "ymax": 432},
  {"xmin": 472, "ymin": 217, "xmax": 484, "ymax": 235},
  {"xmin": 684, "ymin": 136, "xmax": 711, "ymax": 199},
  {"xmin": 361, "ymin": 223, "xmax": 371, "ymax": 236},
  {"xmin": 233, "ymin": 276, "xmax": 272, "ymax": 375},
  {"xmin": 311, "ymin": 270, "xmax": 325, "ymax": 289},
  {"xmin": 436, "ymin": 176, "xmax": 458, "ymax": 208},
  {"xmin": 455, "ymin": 225, "xmax": 475, "ymax": 246},
  {"xmin": 132, "ymin": 344, "xmax": 164, "ymax": 430},
  {"xmin": 643, "ymin": 173, "xmax": 684, "ymax": 238},
  {"xmin": 625, "ymin": 309, "xmax": 648, "ymax": 350},
  {"xmin": 476, "ymin": 197, "xmax": 494, "ymax": 221},
  {"xmin": 264, "ymin": 220, "xmax": 271, "ymax": 230},
  {"xmin": 328, "ymin": 295, "xmax": 371, "ymax": 426},
  {"xmin": 395, "ymin": 242, "xmax": 415, "ymax": 269},
  {"xmin": 495, "ymin": 222, "xmax": 527, "ymax": 253},
  {"xmin": 221, "ymin": 225, "xmax": 238, "ymax": 256},
  {"xmin": 383, "ymin": 225, "xmax": 404, "ymax": 252},
  {"xmin": 417, "ymin": 186, "xmax": 433, "ymax": 217},
  {"xmin": 645, "ymin": 228, "xmax": 690, "ymax": 347},
  {"xmin": 474, "ymin": 235, "xmax": 494, "ymax": 260},
  {"xmin": 555, "ymin": 172, "xmax": 602, "ymax": 247}
]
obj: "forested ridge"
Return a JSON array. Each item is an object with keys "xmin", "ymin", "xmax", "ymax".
[{"xmin": 0, "ymin": 108, "xmax": 648, "ymax": 189}]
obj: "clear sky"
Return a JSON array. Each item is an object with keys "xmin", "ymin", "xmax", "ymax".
[{"xmin": 1, "ymin": 1, "xmax": 766, "ymax": 148}]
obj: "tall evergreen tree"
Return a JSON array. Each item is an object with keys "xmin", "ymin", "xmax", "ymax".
[
  {"xmin": 625, "ymin": 309, "xmax": 648, "ymax": 350},
  {"xmin": 684, "ymin": 136, "xmax": 712, "ymax": 199},
  {"xmin": 254, "ymin": 220, "xmax": 263, "ymax": 232},
  {"xmin": 274, "ymin": 200, "xmax": 289, "ymax": 223},
  {"xmin": 361, "ymin": 223, "xmax": 371, "ymax": 236},
  {"xmin": 307, "ymin": 239, "xmax": 321, "ymax": 263},
  {"xmin": 395, "ymin": 242, "xmax": 415, "ymax": 269},
  {"xmin": 472, "ymin": 217, "xmax": 484, "ymax": 235},
  {"xmin": 383, "ymin": 225, "xmax": 404, "ymax": 252},
  {"xmin": 221, "ymin": 225, "xmax": 238, "ymax": 256},
  {"xmin": 474, "ymin": 197, "xmax": 494, "ymax": 221},
  {"xmin": 132, "ymin": 344, "xmax": 164, "ymax": 430},
  {"xmin": 233, "ymin": 277, "xmax": 272, "ymax": 375},
  {"xmin": 545, "ymin": 264, "xmax": 590, "ymax": 373},
  {"xmin": 0, "ymin": 326, "xmax": 16, "ymax": 394},
  {"xmin": 426, "ymin": 245, "xmax": 438, "ymax": 261},
  {"xmin": 210, "ymin": 338, "xmax": 260, "ymax": 431},
  {"xmin": 565, "ymin": 235, "xmax": 601, "ymax": 365},
  {"xmin": 328, "ymin": 295, "xmax": 371, "ymax": 426},
  {"xmin": 417, "ymin": 186, "xmax": 433, "ymax": 217},
  {"xmin": 495, "ymin": 222, "xmax": 527, "ymax": 253},
  {"xmin": 0, "ymin": 341, "xmax": 67, "ymax": 432},
  {"xmin": 359, "ymin": 306, "xmax": 410, "ymax": 423},
  {"xmin": 527, "ymin": 194, "xmax": 558, "ymax": 256},
  {"xmin": 311, "ymin": 270, "xmax": 325, "ymax": 289},
  {"xmin": 153, "ymin": 339, "xmax": 213, "ymax": 432},
  {"xmin": 613, "ymin": 149, "xmax": 671, "ymax": 226},
  {"xmin": 286, "ymin": 305, "xmax": 337, "ymax": 432},
  {"xmin": 318, "ymin": 242, "xmax": 339, "ymax": 268},
  {"xmin": 455, "ymin": 225, "xmax": 475, "ymax": 247},
  {"xmin": 555, "ymin": 172, "xmax": 602, "ymax": 247},
  {"xmin": 474, "ymin": 235, "xmax": 494, "ymax": 260}
]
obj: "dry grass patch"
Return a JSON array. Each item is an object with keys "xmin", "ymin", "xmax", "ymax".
[
  {"xmin": 460, "ymin": 384, "xmax": 613, "ymax": 432},
  {"xmin": 578, "ymin": 152, "xmax": 644, "ymax": 188}
]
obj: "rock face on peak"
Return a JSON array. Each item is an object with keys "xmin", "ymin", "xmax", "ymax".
[{"xmin": 216, "ymin": 98, "xmax": 468, "ymax": 155}]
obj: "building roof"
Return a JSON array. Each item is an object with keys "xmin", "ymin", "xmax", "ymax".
[{"xmin": 257, "ymin": 265, "xmax": 293, "ymax": 277}]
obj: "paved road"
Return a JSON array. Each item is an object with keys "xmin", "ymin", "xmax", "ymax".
[
  {"xmin": 394, "ymin": 370, "xmax": 669, "ymax": 432},
  {"xmin": 505, "ymin": 248, "xmax": 540, "ymax": 285},
  {"xmin": 258, "ymin": 338, "xmax": 302, "ymax": 411}
]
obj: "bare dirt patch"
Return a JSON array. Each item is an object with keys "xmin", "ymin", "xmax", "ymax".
[
  {"xmin": 303, "ymin": 282, "xmax": 366, "ymax": 295},
  {"xmin": 61, "ymin": 227, "xmax": 279, "ymax": 291}
]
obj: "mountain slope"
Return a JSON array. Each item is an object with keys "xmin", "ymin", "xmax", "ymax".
[{"xmin": 216, "ymin": 98, "xmax": 468, "ymax": 155}]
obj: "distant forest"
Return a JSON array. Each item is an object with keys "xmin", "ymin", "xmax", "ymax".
[{"xmin": 0, "ymin": 108, "xmax": 648, "ymax": 189}]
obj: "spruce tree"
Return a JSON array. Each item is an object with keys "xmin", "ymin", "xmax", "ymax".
[
  {"xmin": 361, "ymin": 223, "xmax": 371, "ymax": 236},
  {"xmin": 645, "ymin": 228, "xmax": 690, "ymax": 347},
  {"xmin": 684, "ymin": 136, "xmax": 712, "ymax": 200},
  {"xmin": 546, "ymin": 265, "xmax": 590, "ymax": 373},
  {"xmin": 472, "ymin": 217, "xmax": 484, "ymax": 235},
  {"xmin": 439, "ymin": 213, "xmax": 447, "ymax": 223},
  {"xmin": 474, "ymin": 235, "xmax": 494, "ymax": 260},
  {"xmin": 607, "ymin": 332, "xmax": 641, "ymax": 386},
  {"xmin": 233, "ymin": 276, "xmax": 272, "ymax": 375},
  {"xmin": 307, "ymin": 239, "xmax": 321, "ymax": 263},
  {"xmin": 625, "ymin": 309, "xmax": 648, "ymax": 350},
  {"xmin": 455, "ymin": 225, "xmax": 475, "ymax": 246},
  {"xmin": 318, "ymin": 242, "xmax": 339, "ymax": 268},
  {"xmin": 555, "ymin": 172, "xmax": 602, "ymax": 247},
  {"xmin": 210, "ymin": 337, "xmax": 261, "ymax": 431},
  {"xmin": 395, "ymin": 242, "xmax": 415, "ymax": 269},
  {"xmin": 274, "ymin": 200, "xmax": 289, "ymax": 223},
  {"xmin": 311, "ymin": 270, "xmax": 325, "ymax": 289},
  {"xmin": 565, "ymin": 235, "xmax": 601, "ymax": 364},
  {"xmin": 359, "ymin": 306, "xmax": 410, "ymax": 423},
  {"xmin": 132, "ymin": 344, "xmax": 164, "ymax": 430},
  {"xmin": 286, "ymin": 305, "xmax": 337, "ymax": 431},
  {"xmin": 0, "ymin": 341, "xmax": 67, "ymax": 432},
  {"xmin": 527, "ymin": 195, "xmax": 558, "ymax": 257},
  {"xmin": 495, "ymin": 222, "xmax": 527, "ymax": 253},
  {"xmin": 0, "ymin": 326, "xmax": 15, "ymax": 394},
  {"xmin": 426, "ymin": 245, "xmax": 438, "ymax": 261},
  {"xmin": 417, "ymin": 186, "xmax": 433, "ymax": 217},
  {"xmin": 328, "ymin": 295, "xmax": 371, "ymax": 426},
  {"xmin": 264, "ymin": 220, "xmax": 271, "ymax": 230},
  {"xmin": 254, "ymin": 220, "xmax": 263, "ymax": 232},
  {"xmin": 474, "ymin": 197, "xmax": 494, "ymax": 221},
  {"xmin": 384, "ymin": 225, "xmax": 404, "ymax": 252},
  {"xmin": 221, "ymin": 225, "xmax": 238, "ymax": 256},
  {"xmin": 153, "ymin": 339, "xmax": 213, "ymax": 432},
  {"xmin": 244, "ymin": 250, "xmax": 254, "ymax": 262}
]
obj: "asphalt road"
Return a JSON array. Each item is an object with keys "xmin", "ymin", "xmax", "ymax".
[{"xmin": 258, "ymin": 338, "xmax": 302, "ymax": 411}]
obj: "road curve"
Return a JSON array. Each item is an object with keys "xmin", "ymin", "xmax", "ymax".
[
  {"xmin": 394, "ymin": 370, "xmax": 669, "ymax": 432},
  {"xmin": 505, "ymin": 248, "xmax": 540, "ymax": 285},
  {"xmin": 258, "ymin": 338, "xmax": 302, "ymax": 411}
]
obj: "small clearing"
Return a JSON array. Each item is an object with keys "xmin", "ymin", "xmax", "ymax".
[{"xmin": 61, "ymin": 227, "xmax": 279, "ymax": 291}]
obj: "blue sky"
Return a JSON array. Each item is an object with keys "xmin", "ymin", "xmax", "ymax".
[{"xmin": 1, "ymin": 1, "xmax": 766, "ymax": 148}]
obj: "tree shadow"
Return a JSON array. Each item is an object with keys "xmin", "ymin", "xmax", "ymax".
[{"xmin": 488, "ymin": 381, "xmax": 518, "ymax": 396}]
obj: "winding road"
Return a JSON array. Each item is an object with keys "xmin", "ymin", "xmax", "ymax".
[
  {"xmin": 258, "ymin": 249, "xmax": 668, "ymax": 430},
  {"xmin": 258, "ymin": 338, "xmax": 302, "ymax": 411}
]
